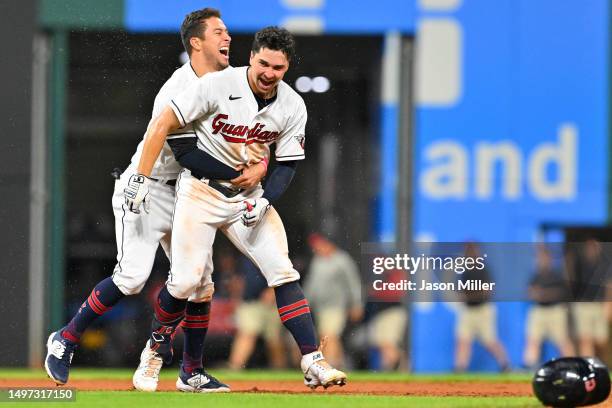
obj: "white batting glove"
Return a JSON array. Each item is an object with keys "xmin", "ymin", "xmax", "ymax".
[
  {"xmin": 241, "ymin": 197, "xmax": 270, "ymax": 227},
  {"xmin": 124, "ymin": 173, "xmax": 151, "ymax": 214}
]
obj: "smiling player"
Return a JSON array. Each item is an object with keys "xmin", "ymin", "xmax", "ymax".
[{"xmin": 126, "ymin": 26, "xmax": 348, "ymax": 390}]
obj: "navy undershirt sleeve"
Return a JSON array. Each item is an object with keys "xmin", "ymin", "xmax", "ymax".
[
  {"xmin": 168, "ymin": 137, "xmax": 240, "ymax": 180},
  {"xmin": 262, "ymin": 161, "xmax": 297, "ymax": 203}
]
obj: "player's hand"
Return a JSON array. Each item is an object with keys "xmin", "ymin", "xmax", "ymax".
[
  {"xmin": 124, "ymin": 173, "xmax": 151, "ymax": 214},
  {"xmin": 231, "ymin": 161, "xmax": 267, "ymax": 189},
  {"xmin": 240, "ymin": 197, "xmax": 270, "ymax": 227}
]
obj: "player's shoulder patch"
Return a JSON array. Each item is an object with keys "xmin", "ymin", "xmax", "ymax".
[{"xmin": 294, "ymin": 134, "xmax": 305, "ymax": 149}]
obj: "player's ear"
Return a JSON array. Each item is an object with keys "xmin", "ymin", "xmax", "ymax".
[{"xmin": 190, "ymin": 36, "xmax": 201, "ymax": 52}]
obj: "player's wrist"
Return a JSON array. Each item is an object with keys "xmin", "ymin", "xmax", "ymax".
[
  {"xmin": 135, "ymin": 164, "xmax": 153, "ymax": 178},
  {"xmin": 259, "ymin": 157, "xmax": 269, "ymax": 172}
]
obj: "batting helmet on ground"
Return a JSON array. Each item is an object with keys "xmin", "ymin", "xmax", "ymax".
[{"xmin": 532, "ymin": 357, "xmax": 610, "ymax": 407}]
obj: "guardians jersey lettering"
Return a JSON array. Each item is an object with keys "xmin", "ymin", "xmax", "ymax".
[{"xmin": 211, "ymin": 114, "xmax": 280, "ymax": 144}]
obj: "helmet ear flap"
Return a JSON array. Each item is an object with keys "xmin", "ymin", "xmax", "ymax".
[
  {"xmin": 582, "ymin": 357, "xmax": 611, "ymax": 406},
  {"xmin": 532, "ymin": 357, "xmax": 611, "ymax": 407}
]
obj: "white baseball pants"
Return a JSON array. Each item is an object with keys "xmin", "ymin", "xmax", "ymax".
[
  {"xmin": 166, "ymin": 169, "xmax": 300, "ymax": 300},
  {"xmin": 110, "ymin": 169, "xmax": 214, "ymax": 301}
]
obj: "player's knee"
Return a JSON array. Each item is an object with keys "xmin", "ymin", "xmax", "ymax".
[
  {"xmin": 268, "ymin": 271, "xmax": 301, "ymax": 288},
  {"xmin": 112, "ymin": 275, "xmax": 145, "ymax": 296},
  {"xmin": 168, "ymin": 275, "xmax": 202, "ymax": 299},
  {"xmin": 187, "ymin": 283, "xmax": 215, "ymax": 303}
]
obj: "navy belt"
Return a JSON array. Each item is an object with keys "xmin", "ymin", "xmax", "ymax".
[
  {"xmin": 206, "ymin": 179, "xmax": 243, "ymax": 198},
  {"xmin": 110, "ymin": 169, "xmax": 176, "ymax": 187},
  {"xmin": 151, "ymin": 178, "xmax": 177, "ymax": 187}
]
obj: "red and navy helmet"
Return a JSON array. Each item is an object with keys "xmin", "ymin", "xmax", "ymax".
[{"xmin": 533, "ymin": 357, "xmax": 610, "ymax": 407}]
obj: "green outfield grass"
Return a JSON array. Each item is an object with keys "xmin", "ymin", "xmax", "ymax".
[
  {"xmin": 0, "ymin": 392, "xmax": 540, "ymax": 408},
  {"xmin": 0, "ymin": 369, "xmax": 537, "ymax": 407}
]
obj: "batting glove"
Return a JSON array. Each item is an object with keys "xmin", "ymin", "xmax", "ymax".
[
  {"xmin": 241, "ymin": 197, "xmax": 270, "ymax": 227},
  {"xmin": 124, "ymin": 173, "xmax": 151, "ymax": 214}
]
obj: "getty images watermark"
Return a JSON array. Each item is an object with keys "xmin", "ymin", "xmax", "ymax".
[
  {"xmin": 371, "ymin": 252, "xmax": 494, "ymax": 292},
  {"xmin": 360, "ymin": 242, "xmax": 612, "ymax": 302}
]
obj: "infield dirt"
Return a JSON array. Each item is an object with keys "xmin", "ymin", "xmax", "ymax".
[{"xmin": 0, "ymin": 378, "xmax": 531, "ymax": 396}]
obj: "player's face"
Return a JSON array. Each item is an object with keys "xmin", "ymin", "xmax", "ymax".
[
  {"xmin": 248, "ymin": 48, "xmax": 290, "ymax": 98},
  {"xmin": 199, "ymin": 17, "xmax": 231, "ymax": 69}
]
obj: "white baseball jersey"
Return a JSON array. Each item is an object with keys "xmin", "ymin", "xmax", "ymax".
[
  {"xmin": 164, "ymin": 66, "xmax": 307, "ymax": 298},
  {"xmin": 168, "ymin": 66, "xmax": 307, "ymax": 169},
  {"xmin": 128, "ymin": 62, "xmax": 200, "ymax": 179}
]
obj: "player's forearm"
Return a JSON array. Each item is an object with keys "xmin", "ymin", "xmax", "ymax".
[
  {"xmin": 137, "ymin": 107, "xmax": 180, "ymax": 176},
  {"xmin": 262, "ymin": 161, "xmax": 297, "ymax": 203},
  {"xmin": 137, "ymin": 121, "xmax": 170, "ymax": 176}
]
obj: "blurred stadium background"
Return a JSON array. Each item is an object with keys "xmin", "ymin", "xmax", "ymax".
[{"xmin": 1, "ymin": 0, "xmax": 611, "ymax": 378}]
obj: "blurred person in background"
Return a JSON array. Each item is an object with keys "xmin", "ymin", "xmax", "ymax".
[
  {"xmin": 212, "ymin": 249, "xmax": 244, "ymax": 300},
  {"xmin": 366, "ymin": 267, "xmax": 408, "ymax": 371},
  {"xmin": 523, "ymin": 245, "xmax": 574, "ymax": 369},
  {"xmin": 454, "ymin": 242, "xmax": 510, "ymax": 372},
  {"xmin": 303, "ymin": 233, "xmax": 363, "ymax": 368},
  {"xmin": 567, "ymin": 238, "xmax": 612, "ymax": 359},
  {"xmin": 228, "ymin": 256, "xmax": 286, "ymax": 370}
]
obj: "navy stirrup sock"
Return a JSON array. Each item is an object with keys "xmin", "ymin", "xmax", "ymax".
[
  {"xmin": 150, "ymin": 286, "xmax": 186, "ymax": 351},
  {"xmin": 62, "ymin": 277, "xmax": 124, "ymax": 343},
  {"xmin": 181, "ymin": 301, "xmax": 211, "ymax": 374},
  {"xmin": 274, "ymin": 281, "xmax": 318, "ymax": 355}
]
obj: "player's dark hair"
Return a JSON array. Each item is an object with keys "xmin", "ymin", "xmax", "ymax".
[
  {"xmin": 181, "ymin": 8, "xmax": 221, "ymax": 55},
  {"xmin": 251, "ymin": 26, "xmax": 296, "ymax": 62}
]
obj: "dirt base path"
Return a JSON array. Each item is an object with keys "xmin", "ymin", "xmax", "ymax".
[{"xmin": 0, "ymin": 378, "xmax": 533, "ymax": 397}]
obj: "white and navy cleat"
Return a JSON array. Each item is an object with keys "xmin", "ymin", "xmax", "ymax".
[
  {"xmin": 301, "ymin": 337, "xmax": 347, "ymax": 390},
  {"xmin": 44, "ymin": 331, "xmax": 77, "ymax": 386},
  {"xmin": 133, "ymin": 340, "xmax": 164, "ymax": 392},
  {"xmin": 175, "ymin": 365, "xmax": 230, "ymax": 393}
]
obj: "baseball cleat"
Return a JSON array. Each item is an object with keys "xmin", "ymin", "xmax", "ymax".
[
  {"xmin": 304, "ymin": 373, "xmax": 347, "ymax": 389},
  {"xmin": 133, "ymin": 340, "xmax": 164, "ymax": 392},
  {"xmin": 45, "ymin": 331, "xmax": 77, "ymax": 386},
  {"xmin": 175, "ymin": 365, "xmax": 230, "ymax": 393},
  {"xmin": 301, "ymin": 337, "xmax": 347, "ymax": 390}
]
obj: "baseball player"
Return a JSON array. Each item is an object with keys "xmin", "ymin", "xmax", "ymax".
[
  {"xmin": 126, "ymin": 26, "xmax": 347, "ymax": 389},
  {"xmin": 45, "ymin": 8, "xmax": 265, "ymax": 392}
]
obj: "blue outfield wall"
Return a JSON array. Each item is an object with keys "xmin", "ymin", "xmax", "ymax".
[
  {"xmin": 412, "ymin": 0, "xmax": 609, "ymax": 372},
  {"xmin": 125, "ymin": 0, "xmax": 415, "ymax": 34}
]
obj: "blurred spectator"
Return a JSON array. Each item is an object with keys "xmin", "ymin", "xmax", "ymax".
[
  {"xmin": 567, "ymin": 239, "xmax": 612, "ymax": 359},
  {"xmin": 228, "ymin": 257, "xmax": 286, "ymax": 369},
  {"xmin": 366, "ymin": 267, "xmax": 408, "ymax": 371},
  {"xmin": 213, "ymin": 249, "xmax": 244, "ymax": 300},
  {"xmin": 303, "ymin": 233, "xmax": 363, "ymax": 368},
  {"xmin": 455, "ymin": 242, "xmax": 510, "ymax": 372},
  {"xmin": 523, "ymin": 245, "xmax": 574, "ymax": 368}
]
